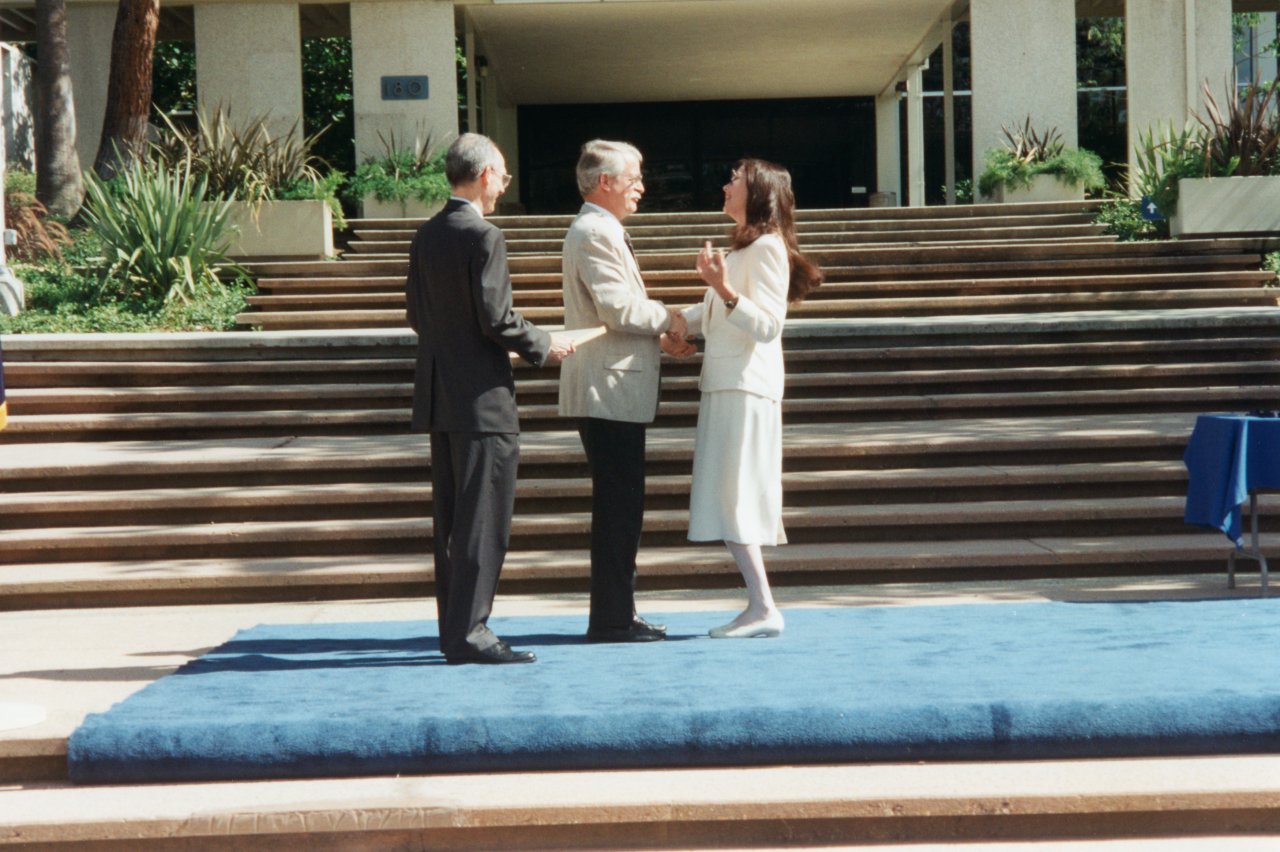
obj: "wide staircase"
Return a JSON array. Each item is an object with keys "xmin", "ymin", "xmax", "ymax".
[{"xmin": 3, "ymin": 199, "xmax": 1280, "ymax": 847}]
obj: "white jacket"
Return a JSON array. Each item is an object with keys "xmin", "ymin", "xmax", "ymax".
[
  {"xmin": 558, "ymin": 203, "xmax": 671, "ymax": 423},
  {"xmin": 682, "ymin": 232, "xmax": 788, "ymax": 402}
]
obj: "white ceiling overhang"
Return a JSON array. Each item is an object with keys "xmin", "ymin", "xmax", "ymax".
[{"xmin": 457, "ymin": 0, "xmax": 964, "ymax": 104}]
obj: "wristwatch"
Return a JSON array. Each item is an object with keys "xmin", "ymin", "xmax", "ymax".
[{"xmin": 723, "ymin": 295, "xmax": 738, "ymax": 310}]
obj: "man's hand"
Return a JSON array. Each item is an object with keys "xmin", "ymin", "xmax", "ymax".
[
  {"xmin": 544, "ymin": 333, "xmax": 576, "ymax": 366},
  {"xmin": 666, "ymin": 308, "xmax": 688, "ymax": 341},
  {"xmin": 661, "ymin": 332, "xmax": 696, "ymax": 359}
]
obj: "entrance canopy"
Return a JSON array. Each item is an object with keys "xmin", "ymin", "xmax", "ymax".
[{"xmin": 458, "ymin": 0, "xmax": 958, "ymax": 104}]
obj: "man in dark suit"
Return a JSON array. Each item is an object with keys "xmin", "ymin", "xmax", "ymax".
[{"xmin": 406, "ymin": 133, "xmax": 573, "ymax": 665}]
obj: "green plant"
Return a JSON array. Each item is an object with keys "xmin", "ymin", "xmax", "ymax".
[
  {"xmin": 149, "ymin": 108, "xmax": 328, "ymax": 203},
  {"xmin": 0, "ymin": 227, "xmax": 252, "ymax": 334},
  {"xmin": 1264, "ymin": 251, "xmax": 1280, "ymax": 287},
  {"xmin": 347, "ymin": 130, "xmax": 450, "ymax": 206},
  {"xmin": 977, "ymin": 119, "xmax": 1105, "ymax": 198},
  {"xmin": 277, "ymin": 168, "xmax": 348, "ymax": 229},
  {"xmin": 1195, "ymin": 80, "xmax": 1280, "ymax": 178},
  {"xmin": 4, "ymin": 166, "xmax": 71, "ymax": 260},
  {"xmin": 80, "ymin": 159, "xmax": 242, "ymax": 305},
  {"xmin": 1094, "ymin": 195, "xmax": 1160, "ymax": 241},
  {"xmin": 1130, "ymin": 123, "xmax": 1207, "ymax": 221}
]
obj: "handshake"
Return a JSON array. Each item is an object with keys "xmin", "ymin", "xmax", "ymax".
[{"xmin": 661, "ymin": 307, "xmax": 696, "ymax": 359}]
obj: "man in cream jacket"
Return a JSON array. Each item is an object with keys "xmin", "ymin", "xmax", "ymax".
[{"xmin": 559, "ymin": 139, "xmax": 687, "ymax": 643}]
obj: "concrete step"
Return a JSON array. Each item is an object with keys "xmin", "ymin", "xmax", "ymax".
[
  {"xmin": 236, "ymin": 287, "xmax": 1277, "ymax": 329},
  {"xmin": 0, "ymin": 415, "xmax": 1195, "ymax": 490},
  {"xmin": 253, "ymin": 267, "xmax": 1274, "ymax": 299},
  {"xmin": 349, "ymin": 224, "xmax": 1113, "ymax": 255},
  {"xmin": 0, "ymin": 461, "xmax": 1188, "ymax": 528},
  {"xmin": 0, "ymin": 533, "xmax": 1252, "ymax": 609},
  {"xmin": 2, "ymin": 383, "xmax": 1269, "ymax": 442},
  {"xmin": 1, "ymin": 756, "xmax": 1275, "ymax": 848},
  {"xmin": 243, "ymin": 236, "xmax": 1265, "ymax": 280},
  {"xmin": 12, "ymin": 360, "xmax": 1280, "ymax": 413},
  {"xmin": 351, "ymin": 210, "xmax": 1101, "ymax": 240},
  {"xmin": 0, "ymin": 493, "xmax": 1212, "ymax": 564},
  {"xmin": 342, "ymin": 200, "xmax": 1102, "ymax": 233}
]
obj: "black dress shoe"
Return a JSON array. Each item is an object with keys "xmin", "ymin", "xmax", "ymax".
[
  {"xmin": 445, "ymin": 640, "xmax": 536, "ymax": 665},
  {"xmin": 586, "ymin": 616, "xmax": 667, "ymax": 643}
]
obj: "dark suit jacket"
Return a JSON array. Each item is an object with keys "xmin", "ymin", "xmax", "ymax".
[{"xmin": 406, "ymin": 199, "xmax": 551, "ymax": 434}]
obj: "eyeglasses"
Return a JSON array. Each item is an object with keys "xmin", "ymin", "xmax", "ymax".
[
  {"xmin": 488, "ymin": 167, "xmax": 513, "ymax": 189},
  {"xmin": 613, "ymin": 172, "xmax": 645, "ymax": 189}
]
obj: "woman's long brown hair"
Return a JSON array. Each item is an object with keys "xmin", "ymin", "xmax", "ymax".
[{"xmin": 728, "ymin": 158, "xmax": 824, "ymax": 303}]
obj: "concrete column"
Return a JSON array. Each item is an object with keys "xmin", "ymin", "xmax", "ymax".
[
  {"xmin": 485, "ymin": 80, "xmax": 520, "ymax": 211},
  {"xmin": 64, "ymin": 2, "xmax": 115, "ymax": 171},
  {"xmin": 943, "ymin": 13, "xmax": 956, "ymax": 205},
  {"xmin": 194, "ymin": 2, "xmax": 304, "ymax": 139},
  {"xmin": 905, "ymin": 64, "xmax": 926, "ymax": 207},
  {"xmin": 874, "ymin": 86, "xmax": 900, "ymax": 204},
  {"xmin": 350, "ymin": 0, "xmax": 459, "ymax": 165},
  {"xmin": 970, "ymin": 0, "xmax": 1077, "ymax": 190},
  {"xmin": 1126, "ymin": 0, "xmax": 1232, "ymax": 192}
]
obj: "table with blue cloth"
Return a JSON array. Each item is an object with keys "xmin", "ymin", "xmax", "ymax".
[{"xmin": 1183, "ymin": 413, "xmax": 1278, "ymax": 595}]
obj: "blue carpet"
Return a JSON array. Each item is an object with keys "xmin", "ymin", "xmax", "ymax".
[{"xmin": 69, "ymin": 600, "xmax": 1280, "ymax": 783}]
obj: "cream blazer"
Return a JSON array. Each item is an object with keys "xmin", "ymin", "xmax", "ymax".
[
  {"xmin": 682, "ymin": 232, "xmax": 788, "ymax": 402},
  {"xmin": 558, "ymin": 203, "xmax": 671, "ymax": 423}
]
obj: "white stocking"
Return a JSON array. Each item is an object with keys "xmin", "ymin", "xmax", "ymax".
[{"xmin": 725, "ymin": 541, "xmax": 776, "ymax": 621}]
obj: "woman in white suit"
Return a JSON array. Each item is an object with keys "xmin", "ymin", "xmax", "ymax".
[{"xmin": 675, "ymin": 159, "xmax": 823, "ymax": 638}]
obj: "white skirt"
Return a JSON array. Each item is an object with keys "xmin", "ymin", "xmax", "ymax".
[{"xmin": 688, "ymin": 389, "xmax": 786, "ymax": 546}]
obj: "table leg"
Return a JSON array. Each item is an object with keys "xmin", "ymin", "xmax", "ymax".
[{"xmin": 1229, "ymin": 493, "xmax": 1270, "ymax": 597}]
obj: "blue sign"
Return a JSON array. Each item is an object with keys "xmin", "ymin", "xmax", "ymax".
[
  {"xmin": 381, "ymin": 76, "xmax": 429, "ymax": 101},
  {"xmin": 1139, "ymin": 195, "xmax": 1165, "ymax": 221}
]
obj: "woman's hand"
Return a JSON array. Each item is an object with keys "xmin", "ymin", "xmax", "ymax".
[{"xmin": 696, "ymin": 240, "xmax": 733, "ymax": 300}]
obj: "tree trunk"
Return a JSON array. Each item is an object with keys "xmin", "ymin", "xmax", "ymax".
[
  {"xmin": 34, "ymin": 0, "xmax": 84, "ymax": 218},
  {"xmin": 93, "ymin": 0, "xmax": 160, "ymax": 180}
]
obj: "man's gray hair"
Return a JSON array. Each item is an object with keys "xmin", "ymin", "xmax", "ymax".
[
  {"xmin": 445, "ymin": 133, "xmax": 502, "ymax": 187},
  {"xmin": 576, "ymin": 139, "xmax": 642, "ymax": 198}
]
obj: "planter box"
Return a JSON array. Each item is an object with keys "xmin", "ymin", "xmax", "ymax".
[
  {"xmin": 985, "ymin": 173, "xmax": 1083, "ymax": 204},
  {"xmin": 361, "ymin": 196, "xmax": 446, "ymax": 220},
  {"xmin": 1171, "ymin": 176, "xmax": 1280, "ymax": 237},
  {"xmin": 221, "ymin": 200, "xmax": 333, "ymax": 260}
]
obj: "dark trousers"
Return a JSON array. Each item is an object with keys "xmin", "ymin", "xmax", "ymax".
[
  {"xmin": 578, "ymin": 417, "xmax": 647, "ymax": 629},
  {"xmin": 430, "ymin": 430, "xmax": 519, "ymax": 659}
]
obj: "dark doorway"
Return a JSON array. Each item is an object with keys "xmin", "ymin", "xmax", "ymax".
[{"xmin": 518, "ymin": 97, "xmax": 876, "ymax": 214}]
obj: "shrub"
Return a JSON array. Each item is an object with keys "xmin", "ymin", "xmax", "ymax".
[
  {"xmin": 1095, "ymin": 195, "xmax": 1160, "ymax": 241},
  {"xmin": 1196, "ymin": 79, "xmax": 1280, "ymax": 178},
  {"xmin": 80, "ymin": 159, "xmax": 241, "ymax": 305},
  {"xmin": 0, "ymin": 227, "xmax": 252, "ymax": 334},
  {"xmin": 150, "ymin": 109, "xmax": 328, "ymax": 203},
  {"xmin": 1265, "ymin": 251, "xmax": 1280, "ymax": 287},
  {"xmin": 277, "ymin": 168, "xmax": 348, "ymax": 228},
  {"xmin": 977, "ymin": 119, "xmax": 1105, "ymax": 198},
  {"xmin": 347, "ymin": 131, "xmax": 449, "ymax": 206},
  {"xmin": 1130, "ymin": 123, "xmax": 1206, "ymax": 223},
  {"xmin": 4, "ymin": 166, "xmax": 71, "ymax": 261}
]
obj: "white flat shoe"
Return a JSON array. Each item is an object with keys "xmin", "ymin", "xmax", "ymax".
[{"xmin": 708, "ymin": 610, "xmax": 784, "ymax": 639}]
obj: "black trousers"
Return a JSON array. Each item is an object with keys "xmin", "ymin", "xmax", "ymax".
[
  {"xmin": 578, "ymin": 417, "xmax": 647, "ymax": 629},
  {"xmin": 430, "ymin": 430, "xmax": 519, "ymax": 659}
]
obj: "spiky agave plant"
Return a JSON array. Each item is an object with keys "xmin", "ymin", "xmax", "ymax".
[{"xmin": 81, "ymin": 157, "xmax": 241, "ymax": 305}]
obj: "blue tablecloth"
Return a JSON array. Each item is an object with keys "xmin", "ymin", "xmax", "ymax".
[{"xmin": 1184, "ymin": 414, "xmax": 1280, "ymax": 546}]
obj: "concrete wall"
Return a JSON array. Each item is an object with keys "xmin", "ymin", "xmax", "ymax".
[
  {"xmin": 1125, "ymin": 0, "xmax": 1232, "ymax": 193},
  {"xmin": 969, "ymin": 0, "xmax": 1078, "ymax": 188},
  {"xmin": 65, "ymin": 3, "xmax": 115, "ymax": 170},
  {"xmin": 194, "ymin": 2, "xmax": 304, "ymax": 139},
  {"xmin": 350, "ymin": 0, "xmax": 459, "ymax": 165}
]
